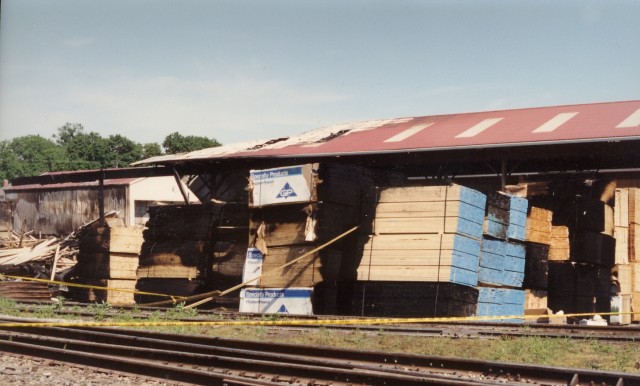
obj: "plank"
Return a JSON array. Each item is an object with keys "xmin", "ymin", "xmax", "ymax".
[
  {"xmin": 630, "ymin": 188, "xmax": 640, "ymax": 224},
  {"xmin": 109, "ymin": 227, "xmax": 144, "ymax": 254},
  {"xmin": 630, "ymin": 223, "xmax": 640, "ymax": 262},
  {"xmin": 136, "ymin": 265, "xmax": 201, "ymax": 279},
  {"xmin": 615, "ymin": 188, "xmax": 630, "ymax": 227},
  {"xmin": 613, "ymin": 264, "xmax": 632, "ymax": 295},
  {"xmin": 524, "ymin": 289, "xmax": 548, "ymax": 310},
  {"xmin": 614, "ymin": 226, "xmax": 629, "ymax": 265},
  {"xmin": 378, "ymin": 184, "xmax": 486, "ymax": 209}
]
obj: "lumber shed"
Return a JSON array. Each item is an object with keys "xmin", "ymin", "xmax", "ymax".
[
  {"xmin": 6, "ymin": 100, "xmax": 640, "ymax": 321},
  {"xmin": 128, "ymin": 100, "xmax": 640, "ymax": 321}
]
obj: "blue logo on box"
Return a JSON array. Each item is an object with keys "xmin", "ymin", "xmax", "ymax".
[
  {"xmin": 276, "ymin": 182, "xmax": 297, "ymax": 199},
  {"xmin": 277, "ymin": 304, "xmax": 289, "ymax": 313}
]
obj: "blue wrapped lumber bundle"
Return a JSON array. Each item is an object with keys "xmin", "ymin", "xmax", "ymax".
[
  {"xmin": 478, "ymin": 238, "xmax": 525, "ymax": 288},
  {"xmin": 373, "ymin": 184, "xmax": 487, "ymax": 240},
  {"xmin": 358, "ymin": 233, "xmax": 481, "ymax": 287},
  {"xmin": 477, "ymin": 287, "xmax": 525, "ymax": 323},
  {"xmin": 484, "ymin": 192, "xmax": 528, "ymax": 241}
]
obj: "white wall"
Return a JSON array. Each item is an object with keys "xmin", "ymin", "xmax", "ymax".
[{"xmin": 126, "ymin": 176, "xmax": 199, "ymax": 224}]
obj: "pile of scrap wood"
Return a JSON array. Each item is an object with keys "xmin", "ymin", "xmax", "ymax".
[{"xmin": 0, "ymin": 231, "xmax": 78, "ymax": 278}]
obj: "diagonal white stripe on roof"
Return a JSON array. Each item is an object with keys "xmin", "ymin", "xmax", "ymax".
[
  {"xmin": 616, "ymin": 108, "xmax": 640, "ymax": 128},
  {"xmin": 384, "ymin": 123, "xmax": 433, "ymax": 143},
  {"xmin": 455, "ymin": 118, "xmax": 503, "ymax": 138},
  {"xmin": 532, "ymin": 112, "xmax": 578, "ymax": 133}
]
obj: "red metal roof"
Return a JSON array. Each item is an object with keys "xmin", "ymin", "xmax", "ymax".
[
  {"xmin": 4, "ymin": 178, "xmax": 140, "ymax": 192},
  {"xmin": 135, "ymin": 100, "xmax": 640, "ymax": 164}
]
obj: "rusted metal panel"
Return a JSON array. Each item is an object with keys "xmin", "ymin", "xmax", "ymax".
[
  {"xmin": 134, "ymin": 100, "xmax": 640, "ymax": 165},
  {"xmin": 6, "ymin": 187, "xmax": 127, "ymax": 236}
]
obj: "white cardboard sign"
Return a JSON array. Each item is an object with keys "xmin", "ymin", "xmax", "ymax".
[
  {"xmin": 250, "ymin": 165, "xmax": 312, "ymax": 207},
  {"xmin": 242, "ymin": 248, "xmax": 264, "ymax": 285},
  {"xmin": 239, "ymin": 288, "xmax": 314, "ymax": 315}
]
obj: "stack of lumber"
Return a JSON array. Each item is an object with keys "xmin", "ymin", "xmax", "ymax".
[
  {"xmin": 523, "ymin": 207, "xmax": 553, "ymax": 312},
  {"xmin": 71, "ymin": 219, "xmax": 143, "ymax": 305},
  {"xmin": 477, "ymin": 287, "xmax": 525, "ymax": 323},
  {"xmin": 548, "ymin": 226, "xmax": 570, "ymax": 261},
  {"xmin": 548, "ymin": 261, "xmax": 611, "ymax": 315},
  {"xmin": 351, "ymin": 183, "xmax": 485, "ymax": 319},
  {"xmin": 135, "ymin": 204, "xmax": 216, "ymax": 303},
  {"xmin": 0, "ymin": 280, "xmax": 52, "ymax": 302},
  {"xmin": 610, "ymin": 187, "xmax": 637, "ymax": 324},
  {"xmin": 210, "ymin": 201, "xmax": 249, "ymax": 294},
  {"xmin": 484, "ymin": 192, "xmax": 528, "ymax": 241},
  {"xmin": 358, "ymin": 184, "xmax": 486, "ymax": 286},
  {"xmin": 477, "ymin": 192, "xmax": 528, "ymax": 321},
  {"xmin": 349, "ymin": 281, "xmax": 478, "ymax": 318},
  {"xmin": 244, "ymin": 164, "xmax": 374, "ymax": 314},
  {"xmin": 479, "ymin": 194, "xmax": 528, "ymax": 287}
]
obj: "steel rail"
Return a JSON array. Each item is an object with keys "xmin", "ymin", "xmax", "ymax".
[
  {"xmin": 3, "ymin": 322, "xmax": 635, "ymax": 386},
  {"xmin": 0, "ymin": 331, "xmax": 491, "ymax": 386}
]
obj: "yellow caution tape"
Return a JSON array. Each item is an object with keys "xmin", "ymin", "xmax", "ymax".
[
  {"xmin": 0, "ymin": 274, "xmax": 187, "ymax": 302},
  {"xmin": 0, "ymin": 311, "xmax": 637, "ymax": 328}
]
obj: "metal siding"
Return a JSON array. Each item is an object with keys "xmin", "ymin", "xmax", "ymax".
[{"xmin": 10, "ymin": 187, "xmax": 127, "ymax": 236}]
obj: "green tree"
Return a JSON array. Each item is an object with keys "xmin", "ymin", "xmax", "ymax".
[
  {"xmin": 53, "ymin": 122, "xmax": 85, "ymax": 147},
  {"xmin": 64, "ymin": 131, "xmax": 109, "ymax": 169},
  {"xmin": 2, "ymin": 135, "xmax": 69, "ymax": 179},
  {"xmin": 142, "ymin": 142, "xmax": 163, "ymax": 159},
  {"xmin": 0, "ymin": 140, "xmax": 21, "ymax": 181},
  {"xmin": 162, "ymin": 132, "xmax": 221, "ymax": 154},
  {"xmin": 103, "ymin": 134, "xmax": 143, "ymax": 167}
]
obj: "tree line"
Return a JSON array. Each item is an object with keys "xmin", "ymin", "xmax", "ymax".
[{"xmin": 0, "ymin": 123, "xmax": 221, "ymax": 181}]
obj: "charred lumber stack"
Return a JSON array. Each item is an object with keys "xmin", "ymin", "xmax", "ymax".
[
  {"xmin": 351, "ymin": 184, "xmax": 485, "ymax": 318},
  {"xmin": 540, "ymin": 195, "xmax": 615, "ymax": 318},
  {"xmin": 135, "ymin": 204, "xmax": 216, "ymax": 303},
  {"xmin": 241, "ymin": 164, "xmax": 373, "ymax": 314},
  {"xmin": 71, "ymin": 219, "xmax": 143, "ymax": 305}
]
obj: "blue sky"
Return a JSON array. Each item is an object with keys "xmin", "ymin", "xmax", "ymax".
[{"xmin": 1, "ymin": 0, "xmax": 639, "ymax": 146}]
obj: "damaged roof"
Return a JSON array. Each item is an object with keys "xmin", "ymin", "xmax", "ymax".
[{"xmin": 134, "ymin": 100, "xmax": 640, "ymax": 166}]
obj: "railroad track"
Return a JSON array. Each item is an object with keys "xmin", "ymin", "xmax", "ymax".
[
  {"xmin": 8, "ymin": 300, "xmax": 640, "ymax": 342},
  {"xmin": 0, "ymin": 317, "xmax": 638, "ymax": 385}
]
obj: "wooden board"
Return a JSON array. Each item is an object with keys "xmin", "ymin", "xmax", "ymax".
[
  {"xmin": 615, "ymin": 188, "xmax": 630, "ymax": 227},
  {"xmin": 525, "ymin": 289, "xmax": 548, "ymax": 310},
  {"xmin": 614, "ymin": 226, "xmax": 629, "ymax": 265},
  {"xmin": 136, "ymin": 265, "xmax": 201, "ymax": 279},
  {"xmin": 109, "ymin": 227, "xmax": 144, "ymax": 254},
  {"xmin": 613, "ymin": 264, "xmax": 632, "ymax": 295},
  {"xmin": 69, "ymin": 279, "xmax": 136, "ymax": 305},
  {"xmin": 549, "ymin": 226, "xmax": 570, "ymax": 261},
  {"xmin": 630, "ymin": 188, "xmax": 640, "ymax": 225},
  {"xmin": 632, "ymin": 291, "xmax": 640, "ymax": 323},
  {"xmin": 253, "ymin": 246, "xmax": 341, "ymax": 287},
  {"xmin": 138, "ymin": 240, "xmax": 209, "ymax": 267},
  {"xmin": 630, "ymin": 223, "xmax": 640, "ymax": 262},
  {"xmin": 631, "ymin": 262, "xmax": 640, "ymax": 292}
]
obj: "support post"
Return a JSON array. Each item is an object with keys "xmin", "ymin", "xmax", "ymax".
[
  {"xmin": 98, "ymin": 169, "xmax": 105, "ymax": 227},
  {"xmin": 173, "ymin": 167, "xmax": 191, "ymax": 205}
]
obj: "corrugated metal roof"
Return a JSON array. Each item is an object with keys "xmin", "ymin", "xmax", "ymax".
[
  {"xmin": 4, "ymin": 178, "xmax": 140, "ymax": 192},
  {"xmin": 136, "ymin": 100, "xmax": 640, "ymax": 165}
]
